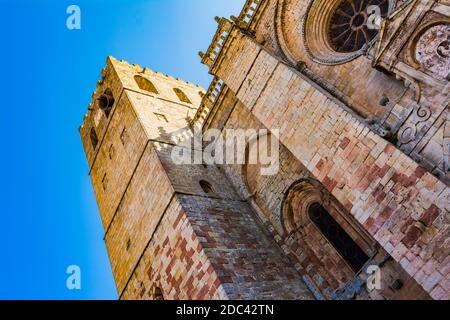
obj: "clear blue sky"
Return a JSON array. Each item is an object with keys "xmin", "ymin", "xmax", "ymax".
[{"xmin": 0, "ymin": 0, "xmax": 244, "ymax": 300}]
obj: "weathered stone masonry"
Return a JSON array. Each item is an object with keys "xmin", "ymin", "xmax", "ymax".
[
  {"xmin": 80, "ymin": 0, "xmax": 449, "ymax": 300},
  {"xmin": 197, "ymin": 0, "xmax": 449, "ymax": 300},
  {"xmin": 80, "ymin": 57, "xmax": 313, "ymax": 300}
]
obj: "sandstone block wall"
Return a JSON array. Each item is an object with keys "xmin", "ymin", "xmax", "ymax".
[
  {"xmin": 210, "ymin": 30, "xmax": 449, "ymax": 299},
  {"xmin": 80, "ymin": 57, "xmax": 314, "ymax": 300}
]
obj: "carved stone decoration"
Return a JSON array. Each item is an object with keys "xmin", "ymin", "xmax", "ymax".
[
  {"xmin": 415, "ymin": 24, "xmax": 450, "ymax": 80},
  {"xmin": 398, "ymin": 104, "xmax": 432, "ymax": 145}
]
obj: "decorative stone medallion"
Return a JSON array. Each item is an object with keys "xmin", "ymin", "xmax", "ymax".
[{"xmin": 415, "ymin": 24, "xmax": 450, "ymax": 80}]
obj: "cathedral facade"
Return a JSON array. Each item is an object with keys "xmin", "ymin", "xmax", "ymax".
[{"xmin": 80, "ymin": 0, "xmax": 449, "ymax": 300}]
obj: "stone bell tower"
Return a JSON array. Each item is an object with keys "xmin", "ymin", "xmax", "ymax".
[{"xmin": 79, "ymin": 56, "xmax": 313, "ymax": 300}]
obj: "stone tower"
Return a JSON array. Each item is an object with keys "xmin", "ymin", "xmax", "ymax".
[
  {"xmin": 80, "ymin": 57, "xmax": 313, "ymax": 300},
  {"xmin": 81, "ymin": 0, "xmax": 449, "ymax": 300}
]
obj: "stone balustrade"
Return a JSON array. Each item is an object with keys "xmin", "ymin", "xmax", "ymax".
[{"xmin": 192, "ymin": 76, "xmax": 224, "ymax": 128}]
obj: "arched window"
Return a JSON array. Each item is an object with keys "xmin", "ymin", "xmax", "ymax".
[
  {"xmin": 308, "ymin": 203, "xmax": 369, "ymax": 272},
  {"xmin": 90, "ymin": 128, "xmax": 99, "ymax": 150},
  {"xmin": 98, "ymin": 89, "xmax": 115, "ymax": 118},
  {"xmin": 199, "ymin": 180, "xmax": 213, "ymax": 194},
  {"xmin": 134, "ymin": 75, "xmax": 159, "ymax": 94},
  {"xmin": 173, "ymin": 88, "xmax": 192, "ymax": 104},
  {"xmin": 153, "ymin": 287, "xmax": 164, "ymax": 300}
]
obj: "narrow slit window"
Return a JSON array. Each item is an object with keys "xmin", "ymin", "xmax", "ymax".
[
  {"xmin": 173, "ymin": 88, "xmax": 192, "ymax": 104},
  {"xmin": 309, "ymin": 203, "xmax": 369, "ymax": 272},
  {"xmin": 154, "ymin": 113, "xmax": 168, "ymax": 123},
  {"xmin": 134, "ymin": 75, "xmax": 159, "ymax": 94},
  {"xmin": 120, "ymin": 128, "xmax": 128, "ymax": 146},
  {"xmin": 90, "ymin": 128, "xmax": 99, "ymax": 150},
  {"xmin": 108, "ymin": 144, "xmax": 115, "ymax": 160},
  {"xmin": 154, "ymin": 287, "xmax": 164, "ymax": 300},
  {"xmin": 102, "ymin": 173, "xmax": 108, "ymax": 191}
]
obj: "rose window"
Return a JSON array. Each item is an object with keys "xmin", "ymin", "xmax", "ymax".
[{"xmin": 329, "ymin": 0, "xmax": 390, "ymax": 53}]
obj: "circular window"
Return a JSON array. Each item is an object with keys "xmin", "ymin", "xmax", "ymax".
[
  {"xmin": 329, "ymin": 0, "xmax": 389, "ymax": 53},
  {"xmin": 302, "ymin": 0, "xmax": 392, "ymax": 65}
]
